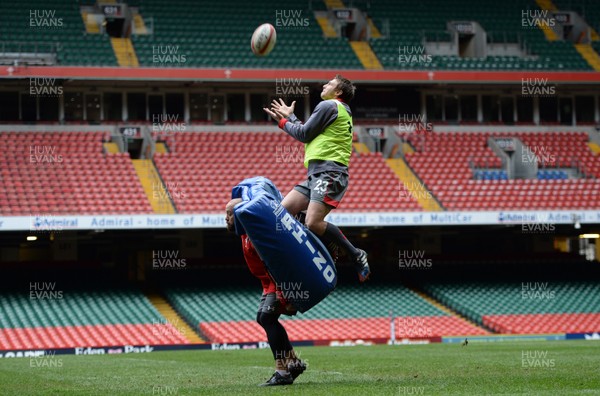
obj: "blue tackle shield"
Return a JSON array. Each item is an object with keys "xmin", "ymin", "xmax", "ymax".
[{"xmin": 232, "ymin": 176, "xmax": 337, "ymax": 313}]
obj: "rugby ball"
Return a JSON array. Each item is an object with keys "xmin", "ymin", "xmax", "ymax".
[{"xmin": 251, "ymin": 23, "xmax": 276, "ymax": 57}]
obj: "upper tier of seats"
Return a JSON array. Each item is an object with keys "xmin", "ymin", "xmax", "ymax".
[
  {"xmin": 0, "ymin": 0, "xmax": 116, "ymax": 66},
  {"xmin": 133, "ymin": 0, "xmax": 362, "ymax": 69},
  {"xmin": 2, "ymin": 0, "xmax": 590, "ymax": 71},
  {"xmin": 368, "ymin": 0, "xmax": 591, "ymax": 71}
]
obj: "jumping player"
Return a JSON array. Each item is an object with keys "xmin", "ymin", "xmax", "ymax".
[
  {"xmin": 225, "ymin": 198, "xmax": 307, "ymax": 386},
  {"xmin": 263, "ymin": 75, "xmax": 370, "ymax": 282}
]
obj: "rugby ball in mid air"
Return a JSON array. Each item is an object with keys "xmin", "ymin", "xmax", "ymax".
[{"xmin": 251, "ymin": 23, "xmax": 276, "ymax": 57}]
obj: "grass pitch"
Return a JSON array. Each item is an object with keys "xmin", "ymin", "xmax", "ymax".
[{"xmin": 0, "ymin": 340, "xmax": 598, "ymax": 395}]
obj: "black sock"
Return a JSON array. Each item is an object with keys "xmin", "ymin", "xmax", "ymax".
[
  {"xmin": 322, "ymin": 222, "xmax": 360, "ymax": 258},
  {"xmin": 257, "ymin": 311, "xmax": 293, "ymax": 360}
]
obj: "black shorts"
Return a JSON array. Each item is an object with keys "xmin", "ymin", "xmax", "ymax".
[
  {"xmin": 258, "ymin": 292, "xmax": 297, "ymax": 316},
  {"xmin": 257, "ymin": 292, "xmax": 281, "ymax": 316},
  {"xmin": 293, "ymin": 171, "xmax": 349, "ymax": 209}
]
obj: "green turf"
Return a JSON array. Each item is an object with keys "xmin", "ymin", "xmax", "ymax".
[{"xmin": 0, "ymin": 341, "xmax": 597, "ymax": 395}]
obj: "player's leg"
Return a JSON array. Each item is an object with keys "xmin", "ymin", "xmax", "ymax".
[
  {"xmin": 280, "ymin": 184, "xmax": 310, "ymax": 217},
  {"xmin": 305, "ymin": 171, "xmax": 370, "ymax": 282},
  {"xmin": 256, "ymin": 293, "xmax": 295, "ymax": 386}
]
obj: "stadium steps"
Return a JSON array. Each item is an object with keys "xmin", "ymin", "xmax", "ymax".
[
  {"xmin": 407, "ymin": 285, "xmax": 491, "ymax": 334},
  {"xmin": 111, "ymin": 38, "xmax": 139, "ymax": 67},
  {"xmin": 324, "ymin": 0, "xmax": 345, "ymax": 9},
  {"xmin": 81, "ymin": 11, "xmax": 100, "ymax": 34},
  {"xmin": 538, "ymin": 24, "xmax": 559, "ymax": 42},
  {"xmin": 589, "ymin": 142, "xmax": 600, "ymax": 154},
  {"xmin": 353, "ymin": 142, "xmax": 370, "ymax": 154},
  {"xmin": 575, "ymin": 44, "xmax": 600, "ymax": 71},
  {"xmin": 385, "ymin": 158, "xmax": 444, "ymax": 211},
  {"xmin": 403, "ymin": 142, "xmax": 415, "ymax": 154},
  {"xmin": 367, "ymin": 18, "xmax": 382, "ymax": 38},
  {"xmin": 132, "ymin": 159, "xmax": 176, "ymax": 214},
  {"xmin": 133, "ymin": 14, "xmax": 148, "ymax": 34},
  {"xmin": 316, "ymin": 16, "xmax": 338, "ymax": 38},
  {"xmin": 350, "ymin": 41, "xmax": 383, "ymax": 70},
  {"xmin": 146, "ymin": 293, "xmax": 204, "ymax": 343},
  {"xmin": 535, "ymin": 0, "xmax": 559, "ymax": 41},
  {"xmin": 155, "ymin": 142, "xmax": 169, "ymax": 154},
  {"xmin": 103, "ymin": 142, "xmax": 120, "ymax": 154}
]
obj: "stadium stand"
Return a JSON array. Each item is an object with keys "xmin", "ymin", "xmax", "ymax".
[
  {"xmin": 368, "ymin": 0, "xmax": 592, "ymax": 70},
  {"xmin": 0, "ymin": 288, "xmax": 189, "ymax": 349},
  {"xmin": 164, "ymin": 284, "xmax": 488, "ymax": 343},
  {"xmin": 0, "ymin": 0, "xmax": 116, "ymax": 66},
  {"xmin": 0, "ymin": 132, "xmax": 153, "ymax": 215},
  {"xmin": 422, "ymin": 281, "xmax": 600, "ymax": 334},
  {"xmin": 153, "ymin": 132, "xmax": 422, "ymax": 212},
  {"xmin": 133, "ymin": 0, "xmax": 362, "ymax": 69},
  {"xmin": 404, "ymin": 131, "xmax": 600, "ymax": 210}
]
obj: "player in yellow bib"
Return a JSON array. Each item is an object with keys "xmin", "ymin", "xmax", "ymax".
[{"xmin": 264, "ymin": 75, "xmax": 370, "ymax": 282}]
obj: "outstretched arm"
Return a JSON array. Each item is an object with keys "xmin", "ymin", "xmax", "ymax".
[{"xmin": 264, "ymin": 99, "xmax": 338, "ymax": 143}]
